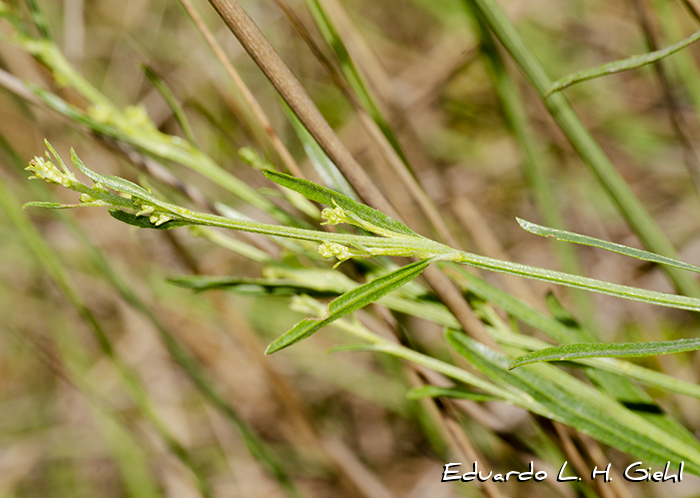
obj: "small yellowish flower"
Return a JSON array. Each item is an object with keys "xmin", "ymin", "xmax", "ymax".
[
  {"xmin": 149, "ymin": 213, "xmax": 172, "ymax": 226},
  {"xmin": 321, "ymin": 206, "xmax": 351, "ymax": 226},
  {"xmin": 136, "ymin": 205, "xmax": 155, "ymax": 216},
  {"xmin": 26, "ymin": 156, "xmax": 76, "ymax": 187}
]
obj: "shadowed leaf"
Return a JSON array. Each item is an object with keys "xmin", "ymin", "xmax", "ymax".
[
  {"xmin": 406, "ymin": 385, "xmax": 497, "ymax": 402},
  {"xmin": 109, "ymin": 209, "xmax": 191, "ymax": 230}
]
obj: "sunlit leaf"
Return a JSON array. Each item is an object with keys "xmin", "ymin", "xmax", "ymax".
[
  {"xmin": 510, "ymin": 338, "xmax": 700, "ymax": 369},
  {"xmin": 518, "ymin": 218, "xmax": 700, "ymax": 274},
  {"xmin": 265, "ymin": 259, "xmax": 432, "ymax": 354}
]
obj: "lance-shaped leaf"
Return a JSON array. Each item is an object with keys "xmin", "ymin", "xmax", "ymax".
[
  {"xmin": 518, "ymin": 218, "xmax": 700, "ymax": 274},
  {"xmin": 510, "ymin": 338, "xmax": 700, "ymax": 370},
  {"xmin": 265, "ymin": 259, "xmax": 432, "ymax": 354},
  {"xmin": 262, "ymin": 169, "xmax": 419, "ymax": 237}
]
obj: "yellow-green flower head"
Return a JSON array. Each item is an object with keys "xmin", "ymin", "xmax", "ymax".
[
  {"xmin": 26, "ymin": 156, "xmax": 76, "ymax": 187},
  {"xmin": 88, "ymin": 104, "xmax": 112, "ymax": 124},
  {"xmin": 318, "ymin": 241, "xmax": 352, "ymax": 261},
  {"xmin": 149, "ymin": 213, "xmax": 172, "ymax": 226},
  {"xmin": 321, "ymin": 206, "xmax": 351, "ymax": 226},
  {"xmin": 124, "ymin": 105, "xmax": 156, "ymax": 132}
]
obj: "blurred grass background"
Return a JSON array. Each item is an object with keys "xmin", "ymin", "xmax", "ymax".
[{"xmin": 1, "ymin": 0, "xmax": 700, "ymax": 496}]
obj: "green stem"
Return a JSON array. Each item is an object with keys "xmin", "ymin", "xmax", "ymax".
[{"xmin": 465, "ymin": 0, "xmax": 700, "ymax": 298}]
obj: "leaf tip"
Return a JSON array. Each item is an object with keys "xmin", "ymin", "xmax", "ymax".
[
  {"xmin": 261, "ymin": 169, "xmax": 278, "ymax": 181},
  {"xmin": 516, "ymin": 217, "xmax": 535, "ymax": 232},
  {"xmin": 264, "ymin": 339, "xmax": 287, "ymax": 355}
]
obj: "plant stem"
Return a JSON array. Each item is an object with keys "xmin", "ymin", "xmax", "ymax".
[{"xmin": 466, "ymin": 0, "xmax": 700, "ymax": 298}]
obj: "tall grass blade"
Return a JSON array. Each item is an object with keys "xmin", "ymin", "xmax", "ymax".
[
  {"xmin": 405, "ymin": 386, "xmax": 497, "ymax": 402},
  {"xmin": 302, "ymin": 0, "xmax": 412, "ymax": 169}
]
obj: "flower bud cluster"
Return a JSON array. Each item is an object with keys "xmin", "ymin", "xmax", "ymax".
[{"xmin": 26, "ymin": 156, "xmax": 77, "ymax": 188}]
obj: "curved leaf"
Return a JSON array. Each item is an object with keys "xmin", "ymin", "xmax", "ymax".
[{"xmin": 546, "ymin": 28, "xmax": 700, "ymax": 95}]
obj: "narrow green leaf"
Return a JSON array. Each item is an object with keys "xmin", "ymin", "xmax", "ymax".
[
  {"xmin": 108, "ymin": 209, "xmax": 191, "ymax": 230},
  {"xmin": 510, "ymin": 339, "xmax": 700, "ymax": 369},
  {"xmin": 446, "ymin": 330, "xmax": 700, "ymax": 473},
  {"xmin": 262, "ymin": 169, "xmax": 419, "ymax": 237},
  {"xmin": 453, "ymin": 250, "xmax": 700, "ymax": 313},
  {"xmin": 518, "ymin": 218, "xmax": 700, "ymax": 274},
  {"xmin": 22, "ymin": 201, "xmax": 81, "ymax": 210},
  {"xmin": 406, "ymin": 385, "xmax": 496, "ymax": 402},
  {"xmin": 265, "ymin": 259, "xmax": 432, "ymax": 354},
  {"xmin": 546, "ymin": 29, "xmax": 700, "ymax": 95}
]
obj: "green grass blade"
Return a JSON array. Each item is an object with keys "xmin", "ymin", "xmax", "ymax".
[
  {"xmin": 518, "ymin": 218, "xmax": 700, "ymax": 274},
  {"xmin": 576, "ymin": 357, "xmax": 700, "ymax": 399},
  {"xmin": 547, "ymin": 28, "xmax": 700, "ymax": 95},
  {"xmin": 265, "ymin": 259, "xmax": 432, "ymax": 354},
  {"xmin": 262, "ymin": 169, "xmax": 418, "ymax": 237},
  {"xmin": 510, "ymin": 339, "xmax": 700, "ymax": 369}
]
